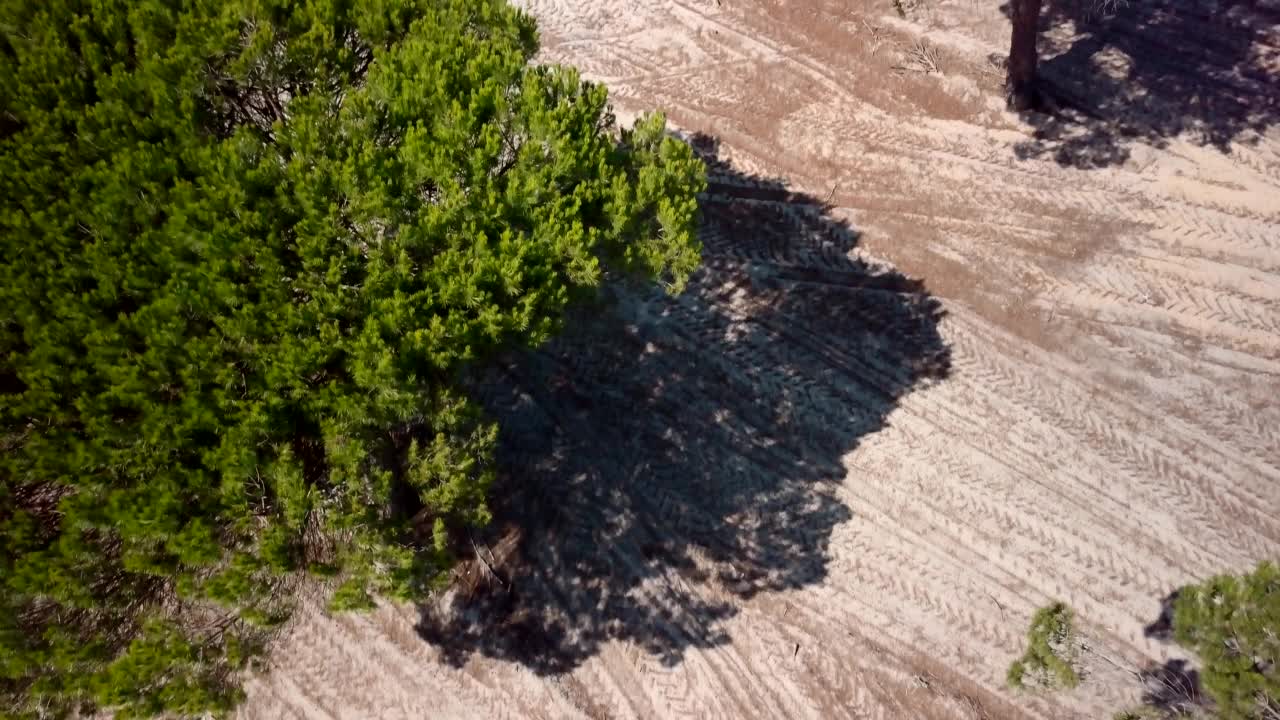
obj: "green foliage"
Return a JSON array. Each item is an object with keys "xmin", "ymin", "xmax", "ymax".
[
  {"xmin": 0, "ymin": 0, "xmax": 705, "ymax": 716},
  {"xmin": 90, "ymin": 620, "xmax": 247, "ymax": 720},
  {"xmin": 1172, "ymin": 561, "xmax": 1280, "ymax": 720},
  {"xmin": 1007, "ymin": 601, "xmax": 1081, "ymax": 690}
]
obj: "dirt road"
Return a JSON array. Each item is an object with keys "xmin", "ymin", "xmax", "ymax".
[{"xmin": 238, "ymin": 1, "xmax": 1280, "ymax": 717}]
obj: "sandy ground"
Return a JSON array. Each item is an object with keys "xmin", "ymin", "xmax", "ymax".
[{"xmin": 238, "ymin": 1, "xmax": 1280, "ymax": 718}]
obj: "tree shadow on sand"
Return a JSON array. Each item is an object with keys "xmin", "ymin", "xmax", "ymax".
[
  {"xmin": 1008, "ymin": 0, "xmax": 1280, "ymax": 168},
  {"xmin": 1127, "ymin": 589, "xmax": 1209, "ymax": 717},
  {"xmin": 415, "ymin": 133, "xmax": 952, "ymax": 674}
]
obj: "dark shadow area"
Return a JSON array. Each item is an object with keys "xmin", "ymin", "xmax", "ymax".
[
  {"xmin": 1134, "ymin": 589, "xmax": 1209, "ymax": 717},
  {"xmin": 416, "ymin": 133, "xmax": 952, "ymax": 674},
  {"xmin": 1138, "ymin": 659, "xmax": 1205, "ymax": 716},
  {"xmin": 1143, "ymin": 589, "xmax": 1181, "ymax": 641},
  {"xmin": 1006, "ymin": 0, "xmax": 1280, "ymax": 168}
]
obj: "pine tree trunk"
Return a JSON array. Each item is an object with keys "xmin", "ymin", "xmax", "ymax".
[{"xmin": 1006, "ymin": 0, "xmax": 1042, "ymax": 111}]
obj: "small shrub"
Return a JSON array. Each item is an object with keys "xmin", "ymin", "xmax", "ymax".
[{"xmin": 1007, "ymin": 601, "xmax": 1081, "ymax": 690}]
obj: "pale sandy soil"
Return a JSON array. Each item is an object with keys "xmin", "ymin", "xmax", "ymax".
[{"xmin": 238, "ymin": 1, "xmax": 1280, "ymax": 718}]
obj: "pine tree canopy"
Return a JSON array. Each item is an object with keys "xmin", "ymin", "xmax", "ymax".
[
  {"xmin": 0, "ymin": 0, "xmax": 704, "ymax": 716},
  {"xmin": 1173, "ymin": 561, "xmax": 1280, "ymax": 720}
]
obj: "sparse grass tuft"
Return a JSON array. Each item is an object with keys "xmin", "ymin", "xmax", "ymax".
[{"xmin": 1007, "ymin": 601, "xmax": 1081, "ymax": 690}]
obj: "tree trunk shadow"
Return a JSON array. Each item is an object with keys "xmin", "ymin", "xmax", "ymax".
[{"xmin": 1008, "ymin": 0, "xmax": 1280, "ymax": 169}]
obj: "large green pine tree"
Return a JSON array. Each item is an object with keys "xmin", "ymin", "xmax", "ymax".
[
  {"xmin": 0, "ymin": 0, "xmax": 704, "ymax": 716},
  {"xmin": 1173, "ymin": 561, "xmax": 1280, "ymax": 720}
]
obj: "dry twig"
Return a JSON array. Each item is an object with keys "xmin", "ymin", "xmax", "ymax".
[{"xmin": 895, "ymin": 39, "xmax": 941, "ymax": 75}]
